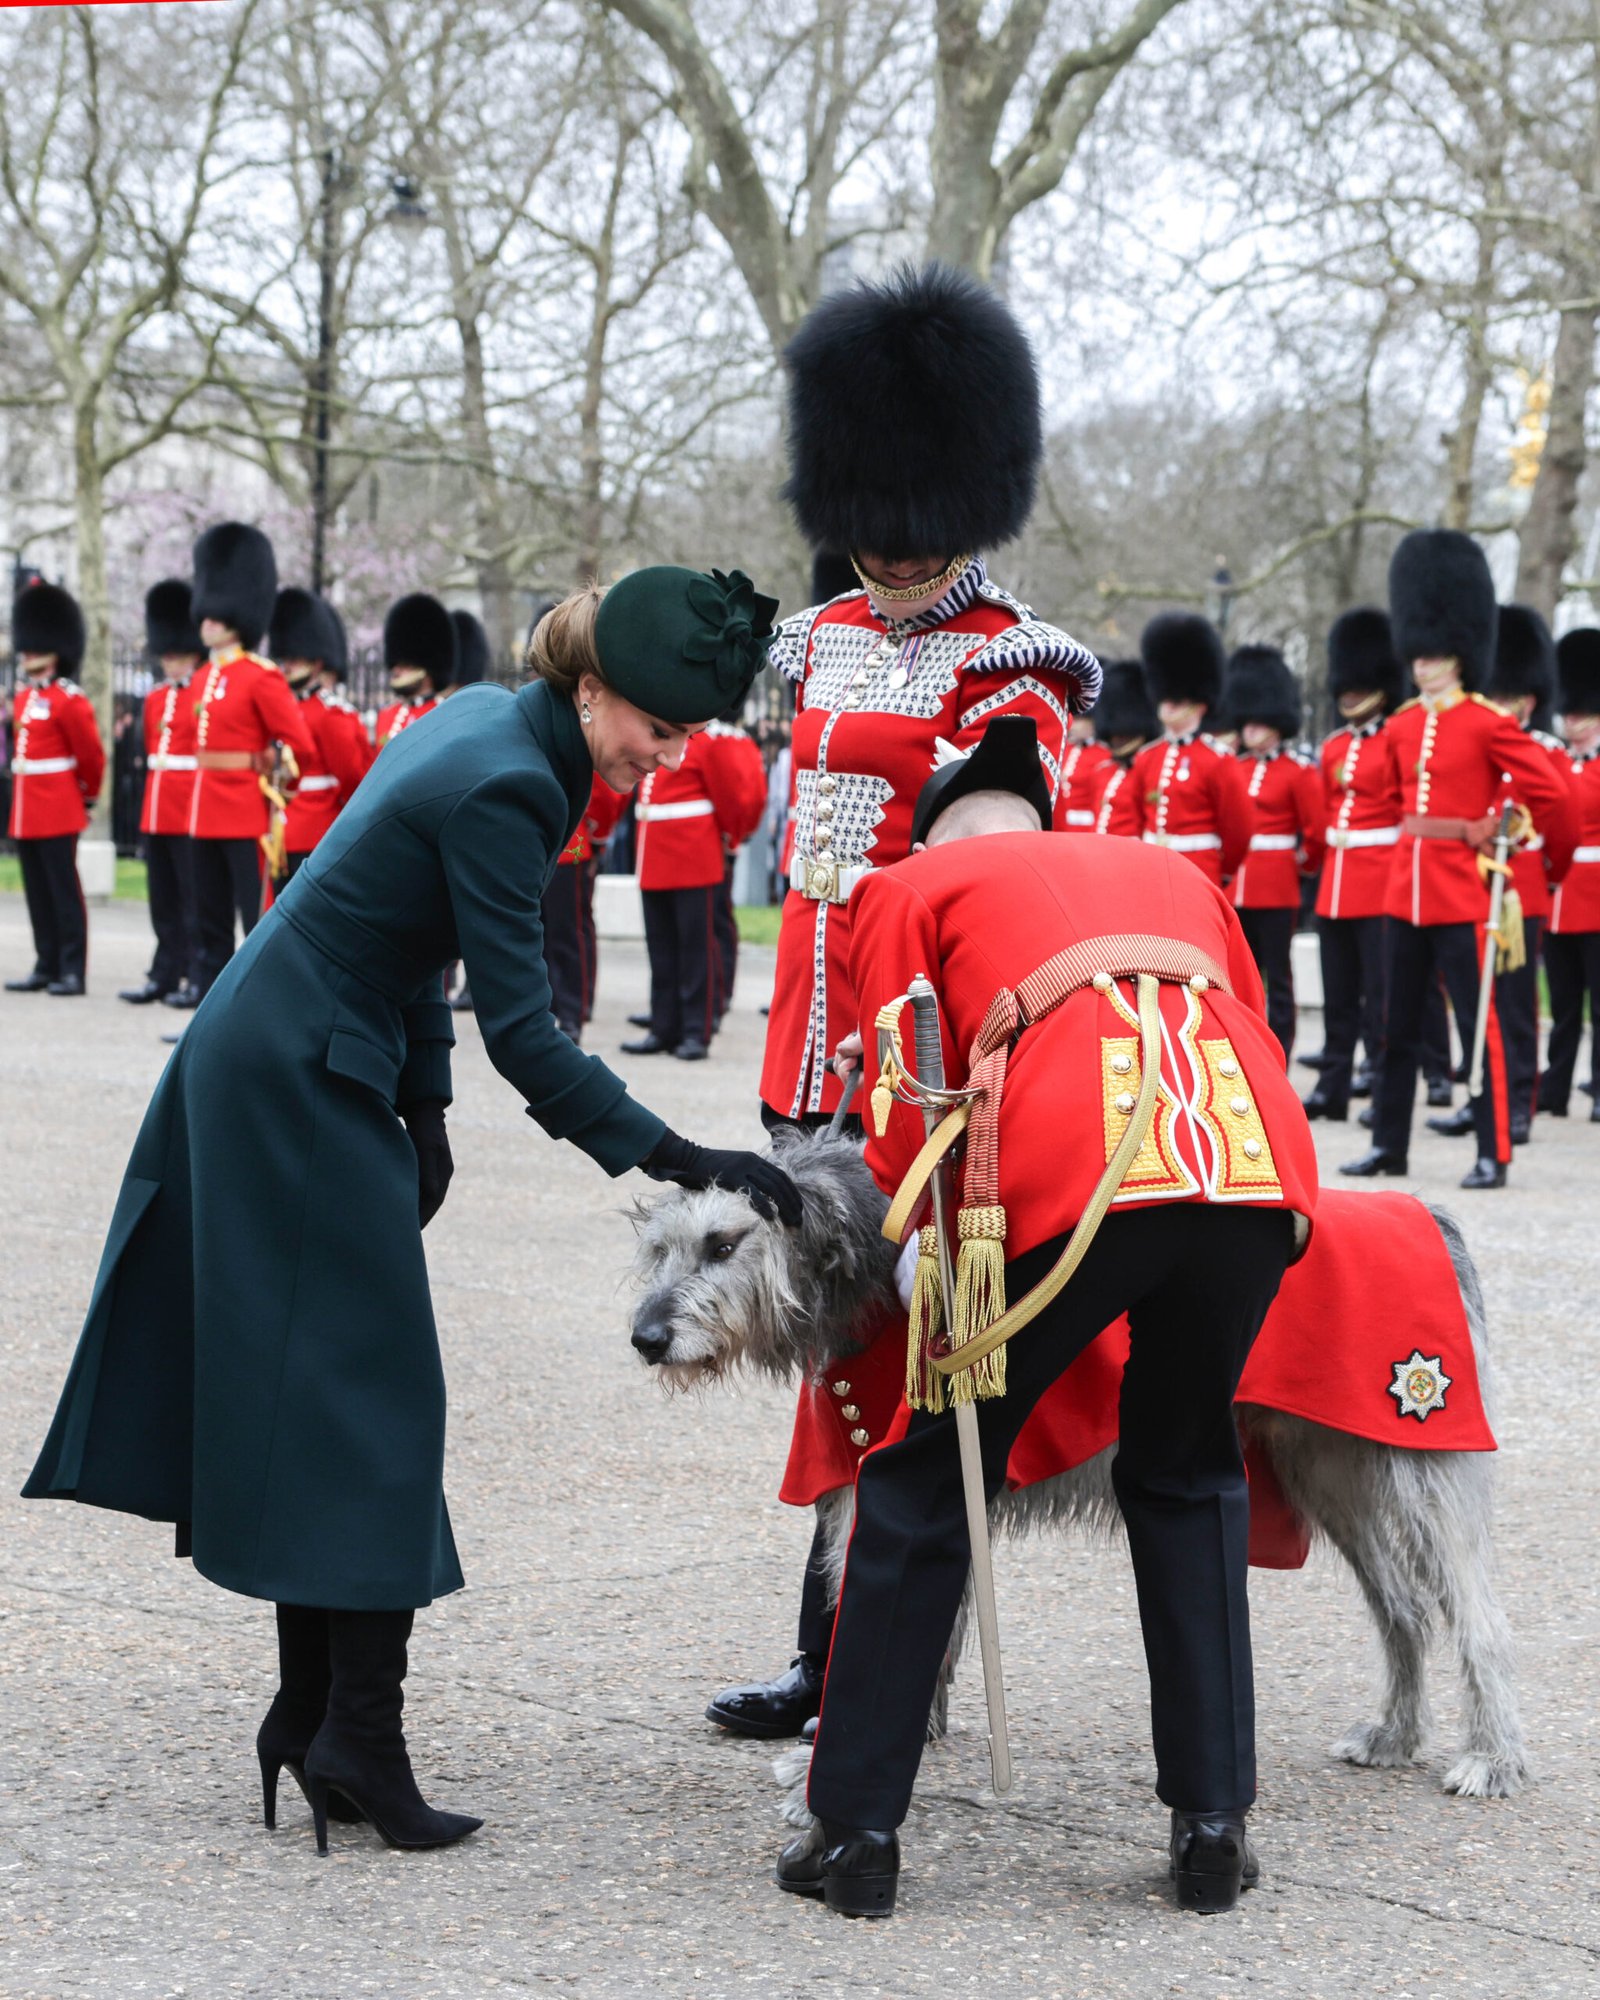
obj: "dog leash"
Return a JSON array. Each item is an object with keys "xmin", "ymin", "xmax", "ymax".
[{"xmin": 826, "ymin": 1066, "xmax": 863, "ymax": 1137}]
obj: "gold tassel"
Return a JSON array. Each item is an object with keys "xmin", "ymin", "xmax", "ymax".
[
  {"xmin": 1495, "ymin": 888, "xmax": 1526, "ymax": 972},
  {"xmin": 945, "ymin": 1204, "xmax": 1009, "ymax": 1404},
  {"xmin": 904, "ymin": 1225, "xmax": 946, "ymax": 1413},
  {"xmin": 871, "ymin": 1003, "xmax": 907, "ymax": 1136}
]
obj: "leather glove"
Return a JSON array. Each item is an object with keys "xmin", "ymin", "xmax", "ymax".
[
  {"xmin": 401, "ymin": 1098, "xmax": 454, "ymax": 1228},
  {"xmin": 642, "ymin": 1129, "xmax": 803, "ymax": 1227}
]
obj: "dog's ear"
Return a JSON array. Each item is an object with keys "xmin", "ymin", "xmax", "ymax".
[{"xmin": 765, "ymin": 1122, "xmax": 806, "ymax": 1160}]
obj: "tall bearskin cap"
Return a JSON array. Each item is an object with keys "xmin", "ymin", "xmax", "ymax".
[
  {"xmin": 12, "ymin": 580, "xmax": 85, "ymax": 672},
  {"xmin": 269, "ymin": 588, "xmax": 342, "ymax": 671},
  {"xmin": 1140, "ymin": 612, "xmax": 1224, "ymax": 710},
  {"xmin": 450, "ymin": 609, "xmax": 490, "ymax": 688},
  {"xmin": 1327, "ymin": 606, "xmax": 1403, "ymax": 706},
  {"xmin": 782, "ymin": 262, "xmax": 1042, "ymax": 562},
  {"xmin": 1487, "ymin": 602, "xmax": 1555, "ymax": 704},
  {"xmin": 1388, "ymin": 529, "xmax": 1497, "ymax": 689},
  {"xmin": 191, "ymin": 523, "xmax": 278, "ymax": 649},
  {"xmin": 1557, "ymin": 627, "xmax": 1600, "ymax": 716},
  {"xmin": 1225, "ymin": 644, "xmax": 1302, "ymax": 740},
  {"xmin": 324, "ymin": 604, "xmax": 349, "ymax": 680},
  {"xmin": 1093, "ymin": 658, "xmax": 1158, "ymax": 744},
  {"xmin": 811, "ymin": 550, "xmax": 859, "ymax": 605},
  {"xmin": 144, "ymin": 578, "xmax": 202, "ymax": 661},
  {"xmin": 383, "ymin": 592, "xmax": 458, "ymax": 684}
]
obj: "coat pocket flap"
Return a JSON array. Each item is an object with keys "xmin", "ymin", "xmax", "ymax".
[{"xmin": 327, "ymin": 1030, "xmax": 402, "ymax": 1100}]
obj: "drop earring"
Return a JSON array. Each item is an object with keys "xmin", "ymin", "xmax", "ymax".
[{"xmin": 581, "ymin": 702, "xmax": 592, "ymax": 725}]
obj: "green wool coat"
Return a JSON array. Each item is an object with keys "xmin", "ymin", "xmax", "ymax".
[{"xmin": 23, "ymin": 680, "xmax": 665, "ymax": 1608}]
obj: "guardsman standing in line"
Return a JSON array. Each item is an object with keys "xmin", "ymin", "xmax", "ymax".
[
  {"xmin": 543, "ymin": 773, "xmax": 624, "ymax": 1042},
  {"xmin": 176, "ymin": 524, "xmax": 315, "ymax": 1010},
  {"xmin": 1092, "ymin": 658, "xmax": 1159, "ymax": 833},
  {"xmin": 1226, "ymin": 646, "xmax": 1324, "ymax": 1063},
  {"xmin": 374, "ymin": 595, "xmax": 453, "ymax": 750},
  {"xmin": 700, "ymin": 708, "xmax": 768, "ymax": 1024},
  {"xmin": 1428, "ymin": 604, "xmax": 1573, "ymax": 1147},
  {"xmin": 1540, "ymin": 629, "xmax": 1600, "ymax": 1122},
  {"xmin": 120, "ymin": 581, "xmax": 204, "ymax": 1006},
  {"xmin": 4, "ymin": 581, "xmax": 104, "ymax": 997},
  {"xmin": 269, "ymin": 589, "xmax": 372, "ymax": 881},
  {"xmin": 1341, "ymin": 531, "xmax": 1571, "ymax": 1190},
  {"xmin": 1119, "ymin": 615, "xmax": 1254, "ymax": 887},
  {"xmin": 1302, "ymin": 609, "xmax": 1404, "ymax": 1121},
  {"xmin": 1058, "ymin": 707, "xmax": 1115, "ymax": 830}
]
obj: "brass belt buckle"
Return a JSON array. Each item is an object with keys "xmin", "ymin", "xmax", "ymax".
[{"xmin": 805, "ymin": 857, "xmax": 841, "ymax": 902}]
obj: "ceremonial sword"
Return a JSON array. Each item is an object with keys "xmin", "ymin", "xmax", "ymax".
[{"xmin": 1467, "ymin": 802, "xmax": 1517, "ymax": 1101}]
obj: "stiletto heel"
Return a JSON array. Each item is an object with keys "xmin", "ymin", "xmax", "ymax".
[
  {"xmin": 258, "ymin": 1746, "xmax": 282, "ymax": 1830},
  {"xmin": 309, "ymin": 1776, "xmax": 330, "ymax": 1857}
]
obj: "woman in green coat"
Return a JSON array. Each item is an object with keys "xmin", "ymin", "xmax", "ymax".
[{"xmin": 23, "ymin": 564, "xmax": 800, "ymax": 1854}]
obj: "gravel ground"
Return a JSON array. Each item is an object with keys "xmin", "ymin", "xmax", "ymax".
[{"xmin": 1, "ymin": 894, "xmax": 1597, "ymax": 2000}]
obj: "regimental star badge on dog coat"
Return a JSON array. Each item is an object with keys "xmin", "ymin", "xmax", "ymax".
[{"xmin": 1389, "ymin": 1350, "xmax": 1453, "ymax": 1421}]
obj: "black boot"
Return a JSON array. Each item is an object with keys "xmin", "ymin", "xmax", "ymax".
[
  {"xmin": 1339, "ymin": 1146, "xmax": 1408, "ymax": 1177},
  {"xmin": 1301, "ymin": 1090, "xmax": 1348, "ymax": 1121},
  {"xmin": 1459, "ymin": 1156, "xmax": 1507, "ymax": 1189},
  {"xmin": 257, "ymin": 1604, "xmax": 363, "ymax": 1829},
  {"xmin": 1170, "ymin": 1810, "xmax": 1259, "ymax": 1913},
  {"xmin": 1425, "ymin": 1103, "xmax": 1476, "ymax": 1138},
  {"xmin": 302, "ymin": 1609, "xmax": 483, "ymax": 1854},
  {"xmin": 706, "ymin": 1654, "xmax": 825, "ymax": 1738},
  {"xmin": 776, "ymin": 1818, "xmax": 899, "ymax": 1917}
]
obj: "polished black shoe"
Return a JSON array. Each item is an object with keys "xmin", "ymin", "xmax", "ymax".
[
  {"xmin": 1301, "ymin": 1091, "xmax": 1348, "ymax": 1121},
  {"xmin": 800, "ymin": 1714, "xmax": 819, "ymax": 1744},
  {"xmin": 162, "ymin": 985, "xmax": 200, "ymax": 1010},
  {"xmin": 627, "ymin": 1012, "xmax": 653, "ymax": 1029},
  {"xmin": 621, "ymin": 1032, "xmax": 671, "ymax": 1055},
  {"xmin": 448, "ymin": 985, "xmax": 474, "ymax": 1013},
  {"xmin": 1169, "ymin": 1811, "xmax": 1259, "ymax": 1913},
  {"xmin": 1459, "ymin": 1156, "xmax": 1506, "ymax": 1190},
  {"xmin": 118, "ymin": 980, "xmax": 169, "ymax": 1005},
  {"xmin": 5, "ymin": 971, "xmax": 51, "ymax": 992},
  {"xmin": 1349, "ymin": 1062, "xmax": 1374, "ymax": 1098},
  {"xmin": 1339, "ymin": 1147, "xmax": 1408, "ymax": 1177},
  {"xmin": 674, "ymin": 1038, "xmax": 710, "ymax": 1062},
  {"xmin": 1296, "ymin": 1048, "xmax": 1329, "ymax": 1072},
  {"xmin": 1509, "ymin": 1110, "xmax": 1532, "ymax": 1146},
  {"xmin": 1428, "ymin": 1077, "xmax": 1457, "ymax": 1106},
  {"xmin": 1426, "ymin": 1104, "xmax": 1476, "ymax": 1138},
  {"xmin": 776, "ymin": 1818, "xmax": 899, "ymax": 1918},
  {"xmin": 706, "ymin": 1654, "xmax": 824, "ymax": 1739},
  {"xmin": 1538, "ymin": 1099, "xmax": 1568, "ymax": 1118},
  {"xmin": 1358, "ymin": 1104, "xmax": 1376, "ymax": 1129},
  {"xmin": 46, "ymin": 976, "xmax": 85, "ymax": 997},
  {"xmin": 160, "ymin": 1029, "xmax": 186, "ymax": 1046}
]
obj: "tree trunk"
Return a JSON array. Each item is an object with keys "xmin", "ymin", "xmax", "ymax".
[
  {"xmin": 1515, "ymin": 289, "xmax": 1598, "ymax": 620},
  {"xmin": 575, "ymin": 302, "xmax": 609, "ymax": 586},
  {"xmin": 72, "ymin": 396, "xmax": 114, "ymax": 836},
  {"xmin": 455, "ymin": 305, "xmax": 517, "ymax": 659},
  {"xmin": 1442, "ymin": 218, "xmax": 1500, "ymax": 532}
]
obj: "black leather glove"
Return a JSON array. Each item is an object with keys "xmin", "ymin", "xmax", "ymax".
[
  {"xmin": 642, "ymin": 1129, "xmax": 803, "ymax": 1226},
  {"xmin": 401, "ymin": 1098, "xmax": 454, "ymax": 1228}
]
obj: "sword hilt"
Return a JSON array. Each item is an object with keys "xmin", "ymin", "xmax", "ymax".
[{"xmin": 909, "ymin": 973, "xmax": 947, "ymax": 1099}]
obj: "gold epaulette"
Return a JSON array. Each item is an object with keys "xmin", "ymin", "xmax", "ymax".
[{"xmin": 1391, "ymin": 696, "xmax": 1421, "ymax": 715}]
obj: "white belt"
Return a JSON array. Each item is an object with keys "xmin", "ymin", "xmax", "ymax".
[
  {"xmin": 1143, "ymin": 831, "xmax": 1222, "ymax": 852},
  {"xmin": 1573, "ymin": 845, "xmax": 1600, "ymax": 863},
  {"xmin": 1064, "ymin": 808, "xmax": 1095, "ymax": 828},
  {"xmin": 637, "ymin": 799, "xmax": 715, "ymax": 822},
  {"xmin": 1248, "ymin": 833, "xmax": 1298, "ymax": 852},
  {"xmin": 12, "ymin": 756, "xmax": 77, "ymax": 775},
  {"xmin": 147, "ymin": 754, "xmax": 197, "ymax": 772},
  {"xmin": 1327, "ymin": 824, "xmax": 1400, "ymax": 850},
  {"xmin": 297, "ymin": 774, "xmax": 339, "ymax": 792},
  {"xmin": 791, "ymin": 853, "xmax": 872, "ymax": 904}
]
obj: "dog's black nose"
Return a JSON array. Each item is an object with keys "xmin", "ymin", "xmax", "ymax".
[{"xmin": 631, "ymin": 1320, "xmax": 672, "ymax": 1364}]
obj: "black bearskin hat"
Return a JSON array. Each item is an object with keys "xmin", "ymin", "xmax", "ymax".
[
  {"xmin": 782, "ymin": 262, "xmax": 1042, "ymax": 562},
  {"xmin": 1140, "ymin": 612, "xmax": 1224, "ymax": 710},
  {"xmin": 12, "ymin": 580, "xmax": 85, "ymax": 672},
  {"xmin": 1093, "ymin": 659, "xmax": 1158, "ymax": 745},
  {"xmin": 269, "ymin": 587, "xmax": 343, "ymax": 670},
  {"xmin": 1557, "ymin": 628, "xmax": 1600, "ymax": 716},
  {"xmin": 325, "ymin": 604, "xmax": 349, "ymax": 680},
  {"xmin": 1225, "ymin": 644, "xmax": 1302, "ymax": 739},
  {"xmin": 144, "ymin": 579, "xmax": 202, "ymax": 661},
  {"xmin": 191, "ymin": 522, "xmax": 278, "ymax": 649},
  {"xmin": 1388, "ymin": 529, "xmax": 1498, "ymax": 689},
  {"xmin": 383, "ymin": 592, "xmax": 457, "ymax": 684},
  {"xmin": 1327, "ymin": 606, "xmax": 1403, "ymax": 707},
  {"xmin": 811, "ymin": 550, "xmax": 859, "ymax": 605},
  {"xmin": 450, "ymin": 609, "xmax": 490, "ymax": 688},
  {"xmin": 1487, "ymin": 602, "xmax": 1555, "ymax": 705}
]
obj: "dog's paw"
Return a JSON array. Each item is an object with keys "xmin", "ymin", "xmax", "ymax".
[
  {"xmin": 1331, "ymin": 1720, "xmax": 1424, "ymax": 1769},
  {"xmin": 1442, "ymin": 1749, "xmax": 1529, "ymax": 1799},
  {"xmin": 772, "ymin": 1744, "xmax": 814, "ymax": 1828}
]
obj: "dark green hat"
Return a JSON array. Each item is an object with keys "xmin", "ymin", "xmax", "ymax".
[{"xmin": 595, "ymin": 566, "xmax": 777, "ymax": 725}]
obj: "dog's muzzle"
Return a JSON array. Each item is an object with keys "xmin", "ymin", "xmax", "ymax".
[{"xmin": 631, "ymin": 1311, "xmax": 674, "ymax": 1364}]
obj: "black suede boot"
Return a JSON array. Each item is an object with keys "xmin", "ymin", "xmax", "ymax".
[
  {"xmin": 302, "ymin": 1609, "xmax": 483, "ymax": 1854},
  {"xmin": 256, "ymin": 1604, "xmax": 363, "ymax": 1828}
]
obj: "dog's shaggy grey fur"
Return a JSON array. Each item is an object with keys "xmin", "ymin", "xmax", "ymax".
[{"xmin": 629, "ymin": 1131, "xmax": 1528, "ymax": 1813}]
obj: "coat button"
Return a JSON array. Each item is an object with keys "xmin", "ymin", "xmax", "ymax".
[
  {"xmin": 1242, "ymin": 1139, "xmax": 1263, "ymax": 1160},
  {"xmin": 1218, "ymin": 1059, "xmax": 1239, "ymax": 1078},
  {"xmin": 832, "ymin": 1380, "xmax": 851, "ymax": 1397},
  {"xmin": 1189, "ymin": 974, "xmax": 1210, "ymax": 993},
  {"xmin": 1111, "ymin": 1053, "xmax": 1132, "ymax": 1074},
  {"xmin": 819, "ymin": 775, "xmax": 837, "ymax": 793},
  {"xmin": 1092, "ymin": 971, "xmax": 1113, "ymax": 991},
  {"xmin": 850, "ymin": 1427, "xmax": 871, "ymax": 1447},
  {"xmin": 840, "ymin": 1404, "xmax": 860, "ymax": 1421},
  {"xmin": 1114, "ymin": 1091, "xmax": 1136, "ymax": 1115},
  {"xmin": 1230, "ymin": 1095, "xmax": 1250, "ymax": 1116}
]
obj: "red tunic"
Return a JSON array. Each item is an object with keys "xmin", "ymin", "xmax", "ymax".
[
  {"xmin": 1231, "ymin": 749, "xmax": 1324, "ymax": 908},
  {"xmin": 637, "ymin": 727, "xmax": 765, "ymax": 891},
  {"xmin": 1314, "ymin": 720, "xmax": 1402, "ymax": 920},
  {"xmin": 139, "ymin": 675, "xmax": 198, "ymax": 837},
  {"xmin": 376, "ymin": 694, "xmax": 439, "ymax": 750},
  {"xmin": 8, "ymin": 677, "xmax": 105, "ymax": 840},
  {"xmin": 699, "ymin": 720, "xmax": 767, "ymax": 853},
  {"xmin": 1058, "ymin": 736, "xmax": 1115, "ymax": 830},
  {"xmin": 1095, "ymin": 761, "xmax": 1138, "ymax": 835},
  {"xmin": 1550, "ymin": 744, "xmax": 1600, "ymax": 934},
  {"xmin": 1120, "ymin": 730, "xmax": 1255, "ymax": 887},
  {"xmin": 1379, "ymin": 693, "xmax": 1574, "ymax": 927},
  {"xmin": 559, "ymin": 776, "xmax": 625, "ymax": 869},
  {"xmin": 1488, "ymin": 727, "xmax": 1573, "ymax": 925},
  {"xmin": 284, "ymin": 689, "xmax": 372, "ymax": 855},
  {"xmin": 186, "ymin": 650, "xmax": 315, "ymax": 842},
  {"xmin": 759, "ymin": 561, "xmax": 1100, "ymax": 1119}
]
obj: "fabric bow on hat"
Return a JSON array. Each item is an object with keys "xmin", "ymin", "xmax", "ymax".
[{"xmin": 683, "ymin": 569, "xmax": 779, "ymax": 699}]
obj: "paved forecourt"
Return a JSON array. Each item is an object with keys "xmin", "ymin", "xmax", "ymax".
[{"xmin": 1, "ymin": 894, "xmax": 1597, "ymax": 1998}]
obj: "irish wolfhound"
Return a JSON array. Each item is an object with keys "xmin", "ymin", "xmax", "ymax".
[{"xmin": 629, "ymin": 1129, "xmax": 1528, "ymax": 1808}]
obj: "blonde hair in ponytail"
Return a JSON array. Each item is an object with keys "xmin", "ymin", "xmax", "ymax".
[{"xmin": 526, "ymin": 583, "xmax": 605, "ymax": 696}]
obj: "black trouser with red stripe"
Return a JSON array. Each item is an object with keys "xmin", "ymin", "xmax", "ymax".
[
  {"xmin": 641, "ymin": 884, "xmax": 718, "ymax": 1049},
  {"xmin": 17, "ymin": 834, "xmax": 86, "ymax": 984},
  {"xmin": 1541, "ymin": 929, "xmax": 1600, "ymax": 1112},
  {"xmin": 1316, "ymin": 913, "xmax": 1387, "ymax": 1105},
  {"xmin": 540, "ymin": 862, "xmax": 589, "ymax": 1037},
  {"xmin": 143, "ymin": 832, "xmax": 194, "ymax": 995},
  {"xmin": 1237, "ymin": 906, "xmax": 1296, "ymax": 1063},
  {"xmin": 712, "ymin": 857, "xmax": 738, "ymax": 1021},
  {"xmin": 1375, "ymin": 918, "xmax": 1509, "ymax": 1161},
  {"xmin": 807, "ymin": 1206, "xmax": 1292, "ymax": 1830},
  {"xmin": 189, "ymin": 836, "xmax": 263, "ymax": 996},
  {"xmin": 1495, "ymin": 913, "xmax": 1544, "ymax": 1119}
]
